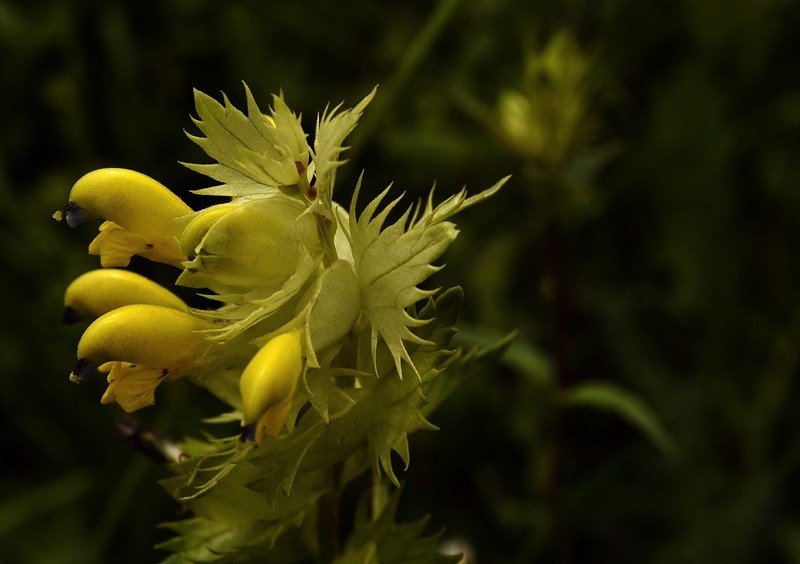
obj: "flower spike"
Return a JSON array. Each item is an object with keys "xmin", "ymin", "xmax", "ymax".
[{"xmin": 51, "ymin": 83, "xmax": 513, "ymax": 561}]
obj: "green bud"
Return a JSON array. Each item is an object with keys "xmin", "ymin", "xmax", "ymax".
[{"xmin": 178, "ymin": 196, "xmax": 319, "ymax": 290}]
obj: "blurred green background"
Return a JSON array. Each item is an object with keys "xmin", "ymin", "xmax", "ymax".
[{"xmin": 3, "ymin": 0, "xmax": 800, "ymax": 562}]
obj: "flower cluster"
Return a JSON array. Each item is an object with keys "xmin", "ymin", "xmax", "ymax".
[{"xmin": 55, "ymin": 85, "xmax": 507, "ymax": 445}]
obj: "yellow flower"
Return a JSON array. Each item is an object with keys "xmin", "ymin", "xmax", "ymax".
[
  {"xmin": 53, "ymin": 168, "xmax": 191, "ymax": 267},
  {"xmin": 239, "ymin": 331, "xmax": 303, "ymax": 444},
  {"xmin": 63, "ymin": 268, "xmax": 188, "ymax": 324},
  {"xmin": 71, "ymin": 304, "xmax": 213, "ymax": 411}
]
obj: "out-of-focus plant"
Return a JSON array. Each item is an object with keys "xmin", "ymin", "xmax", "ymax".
[
  {"xmin": 455, "ymin": 28, "xmax": 675, "ymax": 562},
  {"xmin": 53, "ymin": 85, "xmax": 509, "ymax": 561},
  {"xmin": 498, "ymin": 30, "xmax": 593, "ymax": 171},
  {"xmin": 498, "ymin": 29, "xmax": 673, "ymax": 450}
]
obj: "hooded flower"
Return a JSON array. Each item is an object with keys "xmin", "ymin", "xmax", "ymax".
[
  {"xmin": 70, "ymin": 304, "xmax": 214, "ymax": 412},
  {"xmin": 53, "ymin": 168, "xmax": 191, "ymax": 267},
  {"xmin": 63, "ymin": 268, "xmax": 189, "ymax": 324}
]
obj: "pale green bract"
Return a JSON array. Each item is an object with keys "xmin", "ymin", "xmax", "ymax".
[
  {"xmin": 348, "ymin": 177, "xmax": 508, "ymax": 378},
  {"xmin": 183, "ymin": 83, "xmax": 509, "ymax": 379},
  {"xmin": 311, "ymin": 91, "xmax": 376, "ymax": 203},
  {"xmin": 185, "ymin": 85, "xmax": 310, "ymax": 193}
]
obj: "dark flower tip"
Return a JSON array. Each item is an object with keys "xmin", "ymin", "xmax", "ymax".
[
  {"xmin": 239, "ymin": 424, "xmax": 256, "ymax": 444},
  {"xmin": 69, "ymin": 358, "xmax": 98, "ymax": 384},
  {"xmin": 59, "ymin": 201, "xmax": 92, "ymax": 228},
  {"xmin": 62, "ymin": 306, "xmax": 83, "ymax": 325}
]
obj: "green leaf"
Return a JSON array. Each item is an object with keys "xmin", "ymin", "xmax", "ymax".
[
  {"xmin": 159, "ymin": 445, "xmax": 330, "ymax": 562},
  {"xmin": 456, "ymin": 326, "xmax": 552, "ymax": 387},
  {"xmin": 246, "ymin": 288, "xmax": 463, "ymax": 493},
  {"xmin": 563, "ymin": 381, "xmax": 677, "ymax": 458},
  {"xmin": 156, "ymin": 513, "xmax": 315, "ymax": 563},
  {"xmin": 334, "ymin": 487, "xmax": 458, "ymax": 564},
  {"xmin": 156, "ymin": 517, "xmax": 273, "ymax": 563},
  {"xmin": 185, "ymin": 85, "xmax": 308, "ymax": 192},
  {"xmin": 186, "ymin": 85, "xmax": 309, "ymax": 187},
  {"xmin": 185, "ymin": 85, "xmax": 377, "ymax": 201}
]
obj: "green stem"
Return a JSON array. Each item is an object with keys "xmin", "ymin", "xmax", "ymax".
[
  {"xmin": 371, "ymin": 467, "xmax": 390, "ymax": 519},
  {"xmin": 318, "ymin": 214, "xmax": 339, "ymax": 267},
  {"xmin": 317, "ymin": 492, "xmax": 341, "ymax": 563},
  {"xmin": 318, "ymin": 461, "xmax": 345, "ymax": 563}
]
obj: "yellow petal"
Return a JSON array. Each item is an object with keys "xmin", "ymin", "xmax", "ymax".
[
  {"xmin": 100, "ymin": 362, "xmax": 166, "ymax": 412},
  {"xmin": 253, "ymin": 396, "xmax": 294, "ymax": 445},
  {"xmin": 88, "ymin": 221, "xmax": 186, "ymax": 268},
  {"xmin": 66, "ymin": 168, "xmax": 191, "ymax": 238},
  {"xmin": 76, "ymin": 304, "xmax": 213, "ymax": 376}
]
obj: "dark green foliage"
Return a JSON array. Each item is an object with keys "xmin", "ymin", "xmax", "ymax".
[{"xmin": 5, "ymin": 0, "xmax": 800, "ymax": 562}]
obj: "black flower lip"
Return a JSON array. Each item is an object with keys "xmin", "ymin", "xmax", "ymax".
[
  {"xmin": 62, "ymin": 201, "xmax": 93, "ymax": 228},
  {"xmin": 62, "ymin": 306, "xmax": 83, "ymax": 325},
  {"xmin": 69, "ymin": 358, "xmax": 98, "ymax": 384},
  {"xmin": 54, "ymin": 201, "xmax": 92, "ymax": 228}
]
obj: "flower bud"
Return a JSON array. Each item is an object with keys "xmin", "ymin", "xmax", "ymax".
[
  {"xmin": 239, "ymin": 331, "xmax": 303, "ymax": 444},
  {"xmin": 178, "ymin": 196, "xmax": 319, "ymax": 290},
  {"xmin": 179, "ymin": 203, "xmax": 237, "ymax": 259}
]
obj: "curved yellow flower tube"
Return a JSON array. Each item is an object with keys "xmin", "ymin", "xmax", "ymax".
[
  {"xmin": 54, "ymin": 168, "xmax": 192, "ymax": 267},
  {"xmin": 63, "ymin": 268, "xmax": 189, "ymax": 323},
  {"xmin": 71, "ymin": 304, "xmax": 213, "ymax": 412}
]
